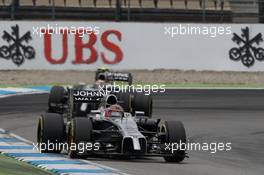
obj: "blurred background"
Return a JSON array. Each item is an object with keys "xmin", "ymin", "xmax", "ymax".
[{"xmin": 0, "ymin": 0, "xmax": 263, "ymax": 23}]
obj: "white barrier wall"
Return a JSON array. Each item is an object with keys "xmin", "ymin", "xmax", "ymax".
[{"xmin": 0, "ymin": 21, "xmax": 264, "ymax": 71}]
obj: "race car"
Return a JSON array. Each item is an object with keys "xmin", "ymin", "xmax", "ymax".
[
  {"xmin": 37, "ymin": 89, "xmax": 187, "ymax": 163},
  {"xmin": 47, "ymin": 70, "xmax": 152, "ymax": 117}
]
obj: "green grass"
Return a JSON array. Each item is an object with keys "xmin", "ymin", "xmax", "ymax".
[
  {"xmin": 0, "ymin": 154, "xmax": 55, "ymax": 175},
  {"xmin": 1, "ymin": 83, "xmax": 264, "ymax": 89}
]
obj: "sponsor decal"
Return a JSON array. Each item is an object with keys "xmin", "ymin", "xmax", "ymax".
[
  {"xmin": 0, "ymin": 25, "xmax": 35, "ymax": 66},
  {"xmin": 42, "ymin": 29, "xmax": 123, "ymax": 65},
  {"xmin": 229, "ymin": 27, "xmax": 264, "ymax": 67},
  {"xmin": 0, "ymin": 25, "xmax": 123, "ymax": 67},
  {"xmin": 73, "ymin": 90, "xmax": 105, "ymax": 102}
]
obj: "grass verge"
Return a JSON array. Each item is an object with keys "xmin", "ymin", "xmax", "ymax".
[
  {"xmin": 0, "ymin": 154, "xmax": 55, "ymax": 175},
  {"xmin": 1, "ymin": 83, "xmax": 264, "ymax": 89}
]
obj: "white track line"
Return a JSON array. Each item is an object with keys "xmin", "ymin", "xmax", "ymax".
[{"xmin": 0, "ymin": 128, "xmax": 129, "ymax": 175}]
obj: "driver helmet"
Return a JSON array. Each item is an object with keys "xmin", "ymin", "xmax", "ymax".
[
  {"xmin": 95, "ymin": 73, "xmax": 107, "ymax": 87},
  {"xmin": 105, "ymin": 104, "xmax": 124, "ymax": 118}
]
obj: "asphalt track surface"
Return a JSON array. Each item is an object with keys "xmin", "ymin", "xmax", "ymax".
[{"xmin": 0, "ymin": 89, "xmax": 264, "ymax": 175}]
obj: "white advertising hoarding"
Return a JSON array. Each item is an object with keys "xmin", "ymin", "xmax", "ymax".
[{"xmin": 0, "ymin": 21, "xmax": 263, "ymax": 71}]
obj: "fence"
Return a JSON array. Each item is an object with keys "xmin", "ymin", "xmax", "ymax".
[{"xmin": 0, "ymin": 0, "xmax": 234, "ymax": 22}]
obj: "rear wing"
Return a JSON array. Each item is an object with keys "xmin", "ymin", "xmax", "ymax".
[
  {"xmin": 72, "ymin": 89, "xmax": 105, "ymax": 103},
  {"xmin": 103, "ymin": 72, "xmax": 133, "ymax": 85}
]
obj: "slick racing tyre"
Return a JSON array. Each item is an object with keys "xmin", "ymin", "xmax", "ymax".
[
  {"xmin": 68, "ymin": 117, "xmax": 93, "ymax": 158},
  {"xmin": 48, "ymin": 86, "xmax": 65, "ymax": 113},
  {"xmin": 132, "ymin": 92, "xmax": 153, "ymax": 117},
  {"xmin": 116, "ymin": 92, "xmax": 132, "ymax": 113},
  {"xmin": 37, "ymin": 113, "xmax": 65, "ymax": 153},
  {"xmin": 160, "ymin": 120, "xmax": 186, "ymax": 163}
]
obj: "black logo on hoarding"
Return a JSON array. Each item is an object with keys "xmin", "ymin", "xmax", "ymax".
[
  {"xmin": 0, "ymin": 25, "xmax": 35, "ymax": 66},
  {"xmin": 229, "ymin": 27, "xmax": 264, "ymax": 67}
]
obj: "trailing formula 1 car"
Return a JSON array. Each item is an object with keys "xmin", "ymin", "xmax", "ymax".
[
  {"xmin": 37, "ymin": 89, "xmax": 187, "ymax": 162},
  {"xmin": 48, "ymin": 70, "xmax": 152, "ymax": 118}
]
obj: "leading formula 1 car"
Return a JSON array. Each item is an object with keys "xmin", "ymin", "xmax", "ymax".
[{"xmin": 37, "ymin": 89, "xmax": 187, "ymax": 163}]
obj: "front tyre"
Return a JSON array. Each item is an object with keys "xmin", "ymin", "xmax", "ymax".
[
  {"xmin": 37, "ymin": 113, "xmax": 65, "ymax": 153},
  {"xmin": 68, "ymin": 117, "xmax": 93, "ymax": 158},
  {"xmin": 160, "ymin": 120, "xmax": 186, "ymax": 163}
]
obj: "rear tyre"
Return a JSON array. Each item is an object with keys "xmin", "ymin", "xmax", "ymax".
[
  {"xmin": 160, "ymin": 120, "xmax": 186, "ymax": 163},
  {"xmin": 48, "ymin": 86, "xmax": 65, "ymax": 113},
  {"xmin": 68, "ymin": 117, "xmax": 93, "ymax": 158},
  {"xmin": 37, "ymin": 113, "xmax": 65, "ymax": 153},
  {"xmin": 132, "ymin": 92, "xmax": 153, "ymax": 117},
  {"xmin": 116, "ymin": 92, "xmax": 132, "ymax": 113}
]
